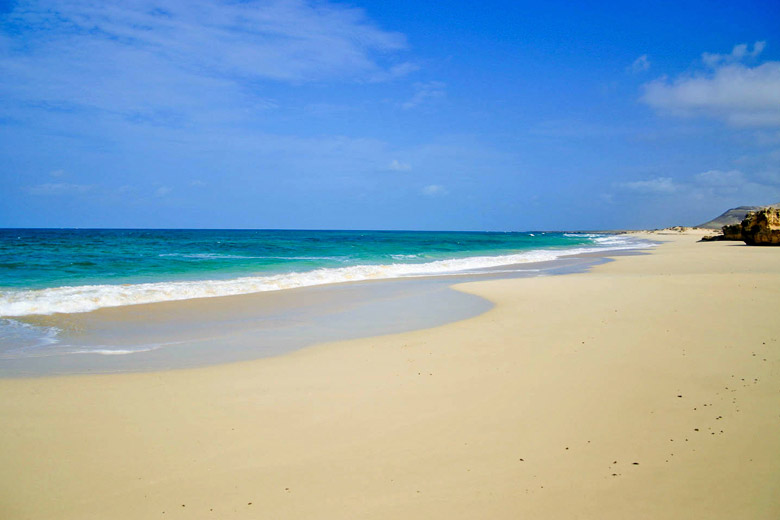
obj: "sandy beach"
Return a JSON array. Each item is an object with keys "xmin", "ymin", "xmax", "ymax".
[{"xmin": 1, "ymin": 231, "xmax": 778, "ymax": 519}]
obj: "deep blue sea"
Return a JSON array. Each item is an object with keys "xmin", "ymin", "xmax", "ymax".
[{"xmin": 0, "ymin": 228, "xmax": 651, "ymax": 317}]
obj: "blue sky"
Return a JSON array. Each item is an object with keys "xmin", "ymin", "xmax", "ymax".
[{"xmin": 1, "ymin": 0, "xmax": 779, "ymax": 230}]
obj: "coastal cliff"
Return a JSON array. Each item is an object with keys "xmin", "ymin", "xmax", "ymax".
[
  {"xmin": 741, "ymin": 208, "xmax": 780, "ymax": 245},
  {"xmin": 700, "ymin": 206, "xmax": 780, "ymax": 245}
]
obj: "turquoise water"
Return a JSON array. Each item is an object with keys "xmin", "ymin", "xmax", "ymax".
[
  {"xmin": 0, "ymin": 228, "xmax": 650, "ymax": 317},
  {"xmin": 0, "ymin": 228, "xmax": 654, "ymax": 367}
]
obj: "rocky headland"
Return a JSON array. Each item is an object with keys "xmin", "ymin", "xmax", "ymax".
[
  {"xmin": 700, "ymin": 205, "xmax": 780, "ymax": 246},
  {"xmin": 741, "ymin": 207, "xmax": 780, "ymax": 245},
  {"xmin": 697, "ymin": 204, "xmax": 779, "ymax": 229}
]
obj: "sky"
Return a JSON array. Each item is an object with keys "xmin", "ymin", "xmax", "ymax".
[{"xmin": 1, "ymin": 0, "xmax": 779, "ymax": 231}]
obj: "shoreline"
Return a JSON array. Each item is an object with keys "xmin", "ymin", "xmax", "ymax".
[
  {"xmin": 0, "ymin": 231, "xmax": 778, "ymax": 519},
  {"xmin": 0, "ymin": 242, "xmax": 649, "ymax": 377},
  {"xmin": 1, "ymin": 230, "xmax": 648, "ymax": 318}
]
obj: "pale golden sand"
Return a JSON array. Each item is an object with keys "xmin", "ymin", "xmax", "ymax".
[{"xmin": 1, "ymin": 233, "xmax": 779, "ymax": 519}]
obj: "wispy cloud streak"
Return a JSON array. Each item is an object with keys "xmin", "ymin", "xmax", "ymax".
[{"xmin": 0, "ymin": 0, "xmax": 413, "ymax": 125}]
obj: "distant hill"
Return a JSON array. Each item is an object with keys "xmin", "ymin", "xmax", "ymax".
[{"xmin": 698, "ymin": 203, "xmax": 780, "ymax": 229}]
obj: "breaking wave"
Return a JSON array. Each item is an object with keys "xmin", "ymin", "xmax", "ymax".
[{"xmin": 0, "ymin": 234, "xmax": 652, "ymax": 317}]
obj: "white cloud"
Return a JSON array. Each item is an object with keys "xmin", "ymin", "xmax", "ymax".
[
  {"xmin": 629, "ymin": 54, "xmax": 650, "ymax": 73},
  {"xmin": 0, "ymin": 0, "xmax": 413, "ymax": 127},
  {"xmin": 6, "ymin": 0, "xmax": 409, "ymax": 82},
  {"xmin": 49, "ymin": 169, "xmax": 66, "ymax": 178},
  {"xmin": 620, "ymin": 177, "xmax": 679, "ymax": 194},
  {"xmin": 388, "ymin": 159, "xmax": 411, "ymax": 171},
  {"xmin": 617, "ymin": 168, "xmax": 780, "ymax": 207},
  {"xmin": 641, "ymin": 43, "xmax": 780, "ymax": 127},
  {"xmin": 370, "ymin": 62, "xmax": 419, "ymax": 83},
  {"xmin": 694, "ymin": 169, "xmax": 745, "ymax": 186},
  {"xmin": 24, "ymin": 183, "xmax": 93, "ymax": 195},
  {"xmin": 421, "ymin": 184, "xmax": 447, "ymax": 196},
  {"xmin": 688, "ymin": 168, "xmax": 780, "ymax": 203},
  {"xmin": 190, "ymin": 179, "xmax": 207, "ymax": 187},
  {"xmin": 154, "ymin": 186, "xmax": 172, "ymax": 197},
  {"xmin": 401, "ymin": 81, "xmax": 446, "ymax": 110},
  {"xmin": 702, "ymin": 41, "xmax": 765, "ymax": 67}
]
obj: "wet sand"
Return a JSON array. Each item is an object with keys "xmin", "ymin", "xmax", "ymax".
[
  {"xmin": 1, "ymin": 232, "xmax": 778, "ymax": 519},
  {"xmin": 1, "ymin": 252, "xmax": 606, "ymax": 376}
]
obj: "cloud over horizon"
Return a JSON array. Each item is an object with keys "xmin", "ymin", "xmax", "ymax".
[
  {"xmin": 2, "ymin": 4, "xmax": 779, "ymax": 231},
  {"xmin": 619, "ymin": 177, "xmax": 679, "ymax": 194},
  {"xmin": 617, "ymin": 168, "xmax": 780, "ymax": 212},
  {"xmin": 641, "ymin": 42, "xmax": 780, "ymax": 127}
]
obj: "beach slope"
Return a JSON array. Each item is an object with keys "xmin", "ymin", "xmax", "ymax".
[{"xmin": 1, "ymin": 233, "xmax": 779, "ymax": 519}]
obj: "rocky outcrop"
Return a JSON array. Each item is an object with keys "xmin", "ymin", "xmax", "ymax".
[
  {"xmin": 741, "ymin": 208, "xmax": 780, "ymax": 245},
  {"xmin": 722, "ymin": 224, "xmax": 743, "ymax": 241},
  {"xmin": 698, "ymin": 207, "xmax": 780, "ymax": 244},
  {"xmin": 698, "ymin": 203, "xmax": 780, "ymax": 229},
  {"xmin": 698, "ymin": 223, "xmax": 744, "ymax": 242}
]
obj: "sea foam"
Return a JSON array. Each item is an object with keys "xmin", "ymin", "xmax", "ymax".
[
  {"xmin": 0, "ymin": 318, "xmax": 63, "ymax": 358},
  {"xmin": 0, "ymin": 235, "xmax": 652, "ymax": 317}
]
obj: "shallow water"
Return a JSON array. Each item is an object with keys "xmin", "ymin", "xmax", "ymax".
[{"xmin": 0, "ymin": 229, "xmax": 655, "ymax": 375}]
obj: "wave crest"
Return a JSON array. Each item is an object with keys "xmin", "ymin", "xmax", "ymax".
[{"xmin": 0, "ymin": 237, "xmax": 653, "ymax": 317}]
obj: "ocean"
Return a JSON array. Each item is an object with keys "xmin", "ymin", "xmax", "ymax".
[{"xmin": 0, "ymin": 229, "xmax": 653, "ymax": 368}]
